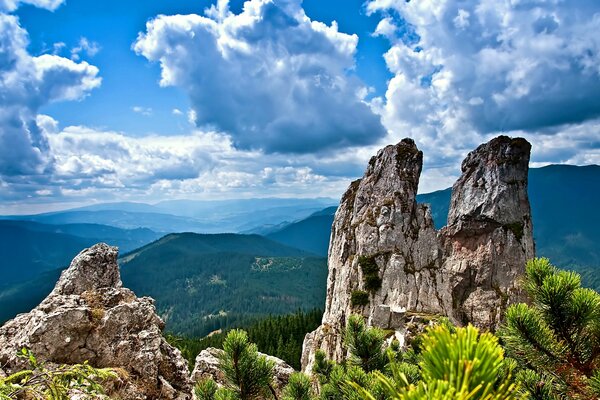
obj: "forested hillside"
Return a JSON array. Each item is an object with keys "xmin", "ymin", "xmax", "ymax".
[
  {"xmin": 120, "ymin": 233, "xmax": 327, "ymax": 337},
  {"xmin": 167, "ymin": 308, "xmax": 322, "ymax": 369},
  {"xmin": 266, "ymin": 207, "xmax": 336, "ymax": 255}
]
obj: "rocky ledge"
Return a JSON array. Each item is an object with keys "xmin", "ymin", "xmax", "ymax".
[
  {"xmin": 302, "ymin": 136, "xmax": 534, "ymax": 371},
  {"xmin": 0, "ymin": 243, "xmax": 193, "ymax": 400}
]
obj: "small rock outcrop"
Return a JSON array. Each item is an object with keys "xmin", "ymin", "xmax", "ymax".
[
  {"xmin": 191, "ymin": 348, "xmax": 294, "ymax": 395},
  {"xmin": 0, "ymin": 243, "xmax": 193, "ymax": 399},
  {"xmin": 302, "ymin": 136, "xmax": 534, "ymax": 371}
]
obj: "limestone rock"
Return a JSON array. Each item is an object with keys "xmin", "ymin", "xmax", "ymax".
[
  {"xmin": 0, "ymin": 243, "xmax": 193, "ymax": 400},
  {"xmin": 191, "ymin": 347, "xmax": 294, "ymax": 395},
  {"xmin": 302, "ymin": 136, "xmax": 534, "ymax": 371}
]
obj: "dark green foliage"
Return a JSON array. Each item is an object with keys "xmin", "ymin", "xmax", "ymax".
[
  {"xmin": 500, "ymin": 258, "xmax": 600, "ymax": 399},
  {"xmin": 0, "ymin": 348, "xmax": 118, "ymax": 400},
  {"xmin": 313, "ymin": 350, "xmax": 335, "ymax": 384},
  {"xmin": 282, "ymin": 373, "xmax": 315, "ymax": 400},
  {"xmin": 351, "ymin": 290, "xmax": 370, "ymax": 307},
  {"xmin": 120, "ymin": 233, "xmax": 327, "ymax": 337},
  {"xmin": 167, "ymin": 309, "xmax": 322, "ymax": 370},
  {"xmin": 344, "ymin": 315, "xmax": 386, "ymax": 372},
  {"xmin": 358, "ymin": 256, "xmax": 382, "ymax": 292},
  {"xmin": 319, "ymin": 364, "xmax": 370, "ymax": 400},
  {"xmin": 218, "ymin": 330, "xmax": 275, "ymax": 400},
  {"xmin": 195, "ymin": 378, "xmax": 219, "ymax": 400},
  {"xmin": 504, "ymin": 222, "xmax": 524, "ymax": 241}
]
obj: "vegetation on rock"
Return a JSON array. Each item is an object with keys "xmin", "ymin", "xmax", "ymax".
[{"xmin": 0, "ymin": 348, "xmax": 119, "ymax": 400}]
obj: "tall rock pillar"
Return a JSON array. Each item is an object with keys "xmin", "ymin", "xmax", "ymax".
[{"xmin": 301, "ymin": 136, "xmax": 534, "ymax": 371}]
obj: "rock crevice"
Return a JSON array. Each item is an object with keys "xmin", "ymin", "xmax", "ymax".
[{"xmin": 302, "ymin": 136, "xmax": 534, "ymax": 371}]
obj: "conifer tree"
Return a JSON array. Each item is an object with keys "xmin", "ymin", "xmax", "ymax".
[
  {"xmin": 344, "ymin": 314, "xmax": 386, "ymax": 372},
  {"xmin": 500, "ymin": 258, "xmax": 600, "ymax": 399},
  {"xmin": 281, "ymin": 373, "xmax": 315, "ymax": 400},
  {"xmin": 353, "ymin": 324, "xmax": 521, "ymax": 400},
  {"xmin": 218, "ymin": 329, "xmax": 277, "ymax": 400}
]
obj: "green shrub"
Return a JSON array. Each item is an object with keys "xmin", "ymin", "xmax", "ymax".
[
  {"xmin": 358, "ymin": 256, "xmax": 382, "ymax": 292},
  {"xmin": 500, "ymin": 257, "xmax": 600, "ymax": 399},
  {"xmin": 351, "ymin": 290, "xmax": 370, "ymax": 307}
]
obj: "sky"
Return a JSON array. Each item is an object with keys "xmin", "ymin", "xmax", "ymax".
[{"xmin": 1, "ymin": 0, "xmax": 599, "ymax": 214}]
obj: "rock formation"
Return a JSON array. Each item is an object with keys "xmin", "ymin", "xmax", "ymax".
[
  {"xmin": 302, "ymin": 136, "xmax": 534, "ymax": 371},
  {"xmin": 191, "ymin": 347, "xmax": 294, "ymax": 395},
  {"xmin": 0, "ymin": 243, "xmax": 193, "ymax": 400}
]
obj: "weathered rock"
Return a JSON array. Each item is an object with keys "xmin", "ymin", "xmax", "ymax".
[
  {"xmin": 191, "ymin": 347, "xmax": 295, "ymax": 395},
  {"xmin": 302, "ymin": 136, "xmax": 534, "ymax": 371},
  {"xmin": 0, "ymin": 243, "xmax": 193, "ymax": 400}
]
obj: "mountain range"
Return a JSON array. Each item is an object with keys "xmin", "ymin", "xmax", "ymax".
[{"xmin": 0, "ymin": 165, "xmax": 597, "ymax": 333}]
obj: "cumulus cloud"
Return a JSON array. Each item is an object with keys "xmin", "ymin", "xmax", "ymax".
[
  {"xmin": 0, "ymin": 13, "xmax": 100, "ymax": 177},
  {"xmin": 0, "ymin": 120, "xmax": 353, "ymax": 206},
  {"xmin": 366, "ymin": 0, "xmax": 600, "ymax": 186},
  {"xmin": 134, "ymin": 0, "xmax": 386, "ymax": 154}
]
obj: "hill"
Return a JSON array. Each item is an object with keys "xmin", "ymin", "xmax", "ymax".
[
  {"xmin": 0, "ymin": 223, "xmax": 96, "ymax": 284},
  {"xmin": 0, "ymin": 220, "xmax": 162, "ymax": 284},
  {"xmin": 266, "ymin": 207, "xmax": 337, "ymax": 255},
  {"xmin": 119, "ymin": 233, "xmax": 328, "ymax": 337},
  {"xmin": 0, "ymin": 268, "xmax": 62, "ymax": 323}
]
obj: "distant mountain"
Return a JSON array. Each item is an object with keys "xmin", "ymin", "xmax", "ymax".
[
  {"xmin": 0, "ymin": 268, "xmax": 61, "ymax": 323},
  {"xmin": 528, "ymin": 165, "xmax": 600, "ymax": 270},
  {"xmin": 0, "ymin": 220, "xmax": 162, "ymax": 252},
  {"xmin": 1, "ymin": 197, "xmax": 338, "ymax": 234},
  {"xmin": 0, "ymin": 220, "xmax": 162, "ymax": 286},
  {"xmin": 0, "ymin": 223, "xmax": 94, "ymax": 284},
  {"xmin": 416, "ymin": 189, "xmax": 452, "ymax": 230},
  {"xmin": 3, "ymin": 210, "xmax": 218, "ymax": 233},
  {"xmin": 266, "ymin": 207, "xmax": 337, "ymax": 255},
  {"xmin": 119, "ymin": 233, "xmax": 327, "ymax": 337}
]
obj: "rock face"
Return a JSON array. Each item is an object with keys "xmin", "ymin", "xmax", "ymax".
[
  {"xmin": 0, "ymin": 243, "xmax": 193, "ymax": 400},
  {"xmin": 302, "ymin": 136, "xmax": 534, "ymax": 371},
  {"xmin": 191, "ymin": 347, "xmax": 294, "ymax": 395}
]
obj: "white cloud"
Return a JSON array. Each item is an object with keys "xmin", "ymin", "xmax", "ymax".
[
  {"xmin": 0, "ymin": 121, "xmax": 352, "ymax": 204},
  {"xmin": 172, "ymin": 108, "xmax": 183, "ymax": 116},
  {"xmin": 70, "ymin": 37, "xmax": 101, "ymax": 61},
  {"xmin": 0, "ymin": 0, "xmax": 63, "ymax": 12},
  {"xmin": 134, "ymin": 0, "xmax": 386, "ymax": 154},
  {"xmin": 0, "ymin": 13, "xmax": 100, "ymax": 177},
  {"xmin": 366, "ymin": 0, "xmax": 600, "ymax": 188},
  {"xmin": 132, "ymin": 106, "xmax": 153, "ymax": 116}
]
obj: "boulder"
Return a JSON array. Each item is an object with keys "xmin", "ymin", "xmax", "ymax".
[{"xmin": 0, "ymin": 243, "xmax": 193, "ymax": 400}]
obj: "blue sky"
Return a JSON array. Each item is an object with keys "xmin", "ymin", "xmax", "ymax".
[
  {"xmin": 1, "ymin": 0, "xmax": 599, "ymax": 213},
  {"xmin": 15, "ymin": 0, "xmax": 390, "ymax": 137}
]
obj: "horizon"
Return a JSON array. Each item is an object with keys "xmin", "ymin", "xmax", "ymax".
[
  {"xmin": 2, "ymin": 162, "xmax": 597, "ymax": 215},
  {"xmin": 2, "ymin": 0, "xmax": 599, "ymax": 214}
]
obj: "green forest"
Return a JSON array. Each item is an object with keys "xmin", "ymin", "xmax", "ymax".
[
  {"xmin": 119, "ymin": 233, "xmax": 328, "ymax": 337},
  {"xmin": 167, "ymin": 308, "xmax": 323, "ymax": 370}
]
